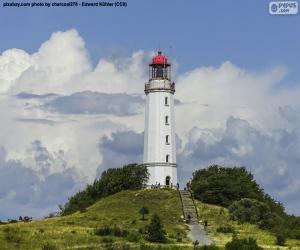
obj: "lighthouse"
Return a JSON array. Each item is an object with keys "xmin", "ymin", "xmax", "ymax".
[{"xmin": 143, "ymin": 50, "xmax": 177, "ymax": 187}]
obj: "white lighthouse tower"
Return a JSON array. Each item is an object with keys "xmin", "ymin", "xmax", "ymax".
[{"xmin": 143, "ymin": 50, "xmax": 177, "ymax": 187}]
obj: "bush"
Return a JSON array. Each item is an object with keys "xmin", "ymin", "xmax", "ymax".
[
  {"xmin": 145, "ymin": 214, "xmax": 166, "ymax": 243},
  {"xmin": 225, "ymin": 237, "xmax": 263, "ymax": 250},
  {"xmin": 95, "ymin": 225, "xmax": 128, "ymax": 237},
  {"xmin": 126, "ymin": 230, "xmax": 142, "ymax": 242},
  {"xmin": 41, "ymin": 243, "xmax": 58, "ymax": 250},
  {"xmin": 216, "ymin": 225, "xmax": 235, "ymax": 234},
  {"xmin": 61, "ymin": 164, "xmax": 149, "ymax": 215},
  {"xmin": 229, "ymin": 198, "xmax": 273, "ymax": 226},
  {"xmin": 275, "ymin": 232, "xmax": 286, "ymax": 246}
]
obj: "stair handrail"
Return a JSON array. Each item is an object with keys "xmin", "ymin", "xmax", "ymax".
[{"xmin": 177, "ymin": 189, "xmax": 186, "ymax": 220}]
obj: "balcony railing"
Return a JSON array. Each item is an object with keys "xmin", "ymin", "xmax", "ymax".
[{"xmin": 145, "ymin": 81, "xmax": 175, "ymax": 93}]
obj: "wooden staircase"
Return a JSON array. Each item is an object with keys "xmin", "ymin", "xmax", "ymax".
[{"xmin": 179, "ymin": 190, "xmax": 198, "ymax": 224}]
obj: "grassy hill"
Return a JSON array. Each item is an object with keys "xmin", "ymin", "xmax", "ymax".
[
  {"xmin": 0, "ymin": 189, "xmax": 189, "ymax": 250},
  {"xmin": 0, "ymin": 188, "xmax": 300, "ymax": 250}
]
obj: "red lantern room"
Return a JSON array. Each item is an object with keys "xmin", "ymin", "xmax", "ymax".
[{"xmin": 149, "ymin": 50, "xmax": 171, "ymax": 80}]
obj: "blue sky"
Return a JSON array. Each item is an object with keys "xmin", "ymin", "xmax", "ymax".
[
  {"xmin": 0, "ymin": 0, "xmax": 299, "ymax": 77},
  {"xmin": 1, "ymin": 0, "xmax": 300, "ymax": 218}
]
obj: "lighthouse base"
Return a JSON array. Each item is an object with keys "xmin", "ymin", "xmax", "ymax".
[{"xmin": 143, "ymin": 163, "xmax": 177, "ymax": 188}]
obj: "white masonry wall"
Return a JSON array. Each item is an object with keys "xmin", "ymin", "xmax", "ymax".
[{"xmin": 143, "ymin": 79, "xmax": 177, "ymax": 186}]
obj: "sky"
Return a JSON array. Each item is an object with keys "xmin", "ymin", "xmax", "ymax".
[{"xmin": 0, "ymin": 0, "xmax": 300, "ymax": 219}]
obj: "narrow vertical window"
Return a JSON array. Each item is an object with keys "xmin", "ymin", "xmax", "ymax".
[
  {"xmin": 165, "ymin": 116, "xmax": 169, "ymax": 125},
  {"xmin": 166, "ymin": 135, "xmax": 169, "ymax": 144},
  {"xmin": 165, "ymin": 96, "xmax": 168, "ymax": 105},
  {"xmin": 166, "ymin": 154, "xmax": 169, "ymax": 163}
]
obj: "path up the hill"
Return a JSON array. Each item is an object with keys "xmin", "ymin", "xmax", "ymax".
[{"xmin": 179, "ymin": 190, "xmax": 213, "ymax": 245}]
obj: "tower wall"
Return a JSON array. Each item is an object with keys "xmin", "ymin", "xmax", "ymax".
[{"xmin": 143, "ymin": 79, "xmax": 177, "ymax": 186}]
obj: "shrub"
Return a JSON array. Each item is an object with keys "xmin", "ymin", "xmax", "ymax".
[
  {"xmin": 95, "ymin": 225, "xmax": 111, "ymax": 236},
  {"xmin": 41, "ymin": 243, "xmax": 58, "ymax": 250},
  {"xmin": 275, "ymin": 232, "xmax": 286, "ymax": 246},
  {"xmin": 216, "ymin": 225, "xmax": 235, "ymax": 234},
  {"xmin": 229, "ymin": 198, "xmax": 273, "ymax": 227},
  {"xmin": 126, "ymin": 230, "xmax": 142, "ymax": 242},
  {"xmin": 95, "ymin": 225, "xmax": 128, "ymax": 237},
  {"xmin": 225, "ymin": 237, "xmax": 263, "ymax": 250},
  {"xmin": 176, "ymin": 232, "xmax": 182, "ymax": 242},
  {"xmin": 145, "ymin": 214, "xmax": 166, "ymax": 243}
]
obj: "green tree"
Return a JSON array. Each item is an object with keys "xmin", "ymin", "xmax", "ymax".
[
  {"xmin": 146, "ymin": 213, "xmax": 166, "ymax": 243},
  {"xmin": 60, "ymin": 164, "xmax": 149, "ymax": 215},
  {"xmin": 139, "ymin": 206, "xmax": 149, "ymax": 220},
  {"xmin": 191, "ymin": 165, "xmax": 264, "ymax": 207}
]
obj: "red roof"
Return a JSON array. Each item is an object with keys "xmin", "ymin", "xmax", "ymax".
[{"xmin": 151, "ymin": 50, "xmax": 170, "ymax": 66}]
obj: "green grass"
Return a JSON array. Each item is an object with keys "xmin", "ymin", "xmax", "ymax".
[
  {"xmin": 195, "ymin": 200, "xmax": 300, "ymax": 249},
  {"xmin": 1, "ymin": 189, "xmax": 300, "ymax": 249},
  {"xmin": 0, "ymin": 189, "xmax": 191, "ymax": 250}
]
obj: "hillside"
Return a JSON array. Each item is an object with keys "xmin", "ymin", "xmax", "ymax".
[
  {"xmin": 0, "ymin": 189, "xmax": 189, "ymax": 250},
  {"xmin": 0, "ymin": 188, "xmax": 300, "ymax": 249},
  {"xmin": 195, "ymin": 201, "xmax": 300, "ymax": 249}
]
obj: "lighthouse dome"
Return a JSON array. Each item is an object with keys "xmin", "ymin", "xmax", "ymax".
[{"xmin": 150, "ymin": 50, "xmax": 170, "ymax": 66}]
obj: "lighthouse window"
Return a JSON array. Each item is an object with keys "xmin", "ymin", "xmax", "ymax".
[
  {"xmin": 166, "ymin": 135, "xmax": 169, "ymax": 144},
  {"xmin": 165, "ymin": 97, "xmax": 168, "ymax": 106},
  {"xmin": 156, "ymin": 66, "xmax": 163, "ymax": 78},
  {"xmin": 165, "ymin": 116, "xmax": 169, "ymax": 125},
  {"xmin": 166, "ymin": 154, "xmax": 169, "ymax": 163}
]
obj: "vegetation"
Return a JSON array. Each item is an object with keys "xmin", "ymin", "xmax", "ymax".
[
  {"xmin": 275, "ymin": 232, "xmax": 286, "ymax": 246},
  {"xmin": 228, "ymin": 198, "xmax": 273, "ymax": 227},
  {"xmin": 140, "ymin": 206, "xmax": 150, "ymax": 220},
  {"xmin": 41, "ymin": 243, "xmax": 58, "ymax": 250},
  {"xmin": 195, "ymin": 199, "xmax": 300, "ymax": 249},
  {"xmin": 94, "ymin": 225, "xmax": 129, "ymax": 237},
  {"xmin": 1, "ymin": 164, "xmax": 300, "ymax": 249},
  {"xmin": 216, "ymin": 225, "xmax": 235, "ymax": 234},
  {"xmin": 191, "ymin": 165, "xmax": 300, "ymax": 240},
  {"xmin": 225, "ymin": 237, "xmax": 263, "ymax": 250},
  {"xmin": 0, "ymin": 189, "xmax": 189, "ymax": 250},
  {"xmin": 61, "ymin": 163, "xmax": 149, "ymax": 215},
  {"xmin": 191, "ymin": 165, "xmax": 276, "ymax": 209},
  {"xmin": 195, "ymin": 245, "xmax": 220, "ymax": 250},
  {"xmin": 145, "ymin": 214, "xmax": 167, "ymax": 243}
]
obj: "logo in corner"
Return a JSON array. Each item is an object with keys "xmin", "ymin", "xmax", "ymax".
[{"xmin": 269, "ymin": 1, "xmax": 298, "ymax": 15}]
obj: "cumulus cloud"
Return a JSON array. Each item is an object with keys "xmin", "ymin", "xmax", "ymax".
[
  {"xmin": 96, "ymin": 130, "xmax": 143, "ymax": 176},
  {"xmin": 1, "ymin": 29, "xmax": 149, "ymax": 95},
  {"xmin": 0, "ymin": 146, "xmax": 82, "ymax": 220}
]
